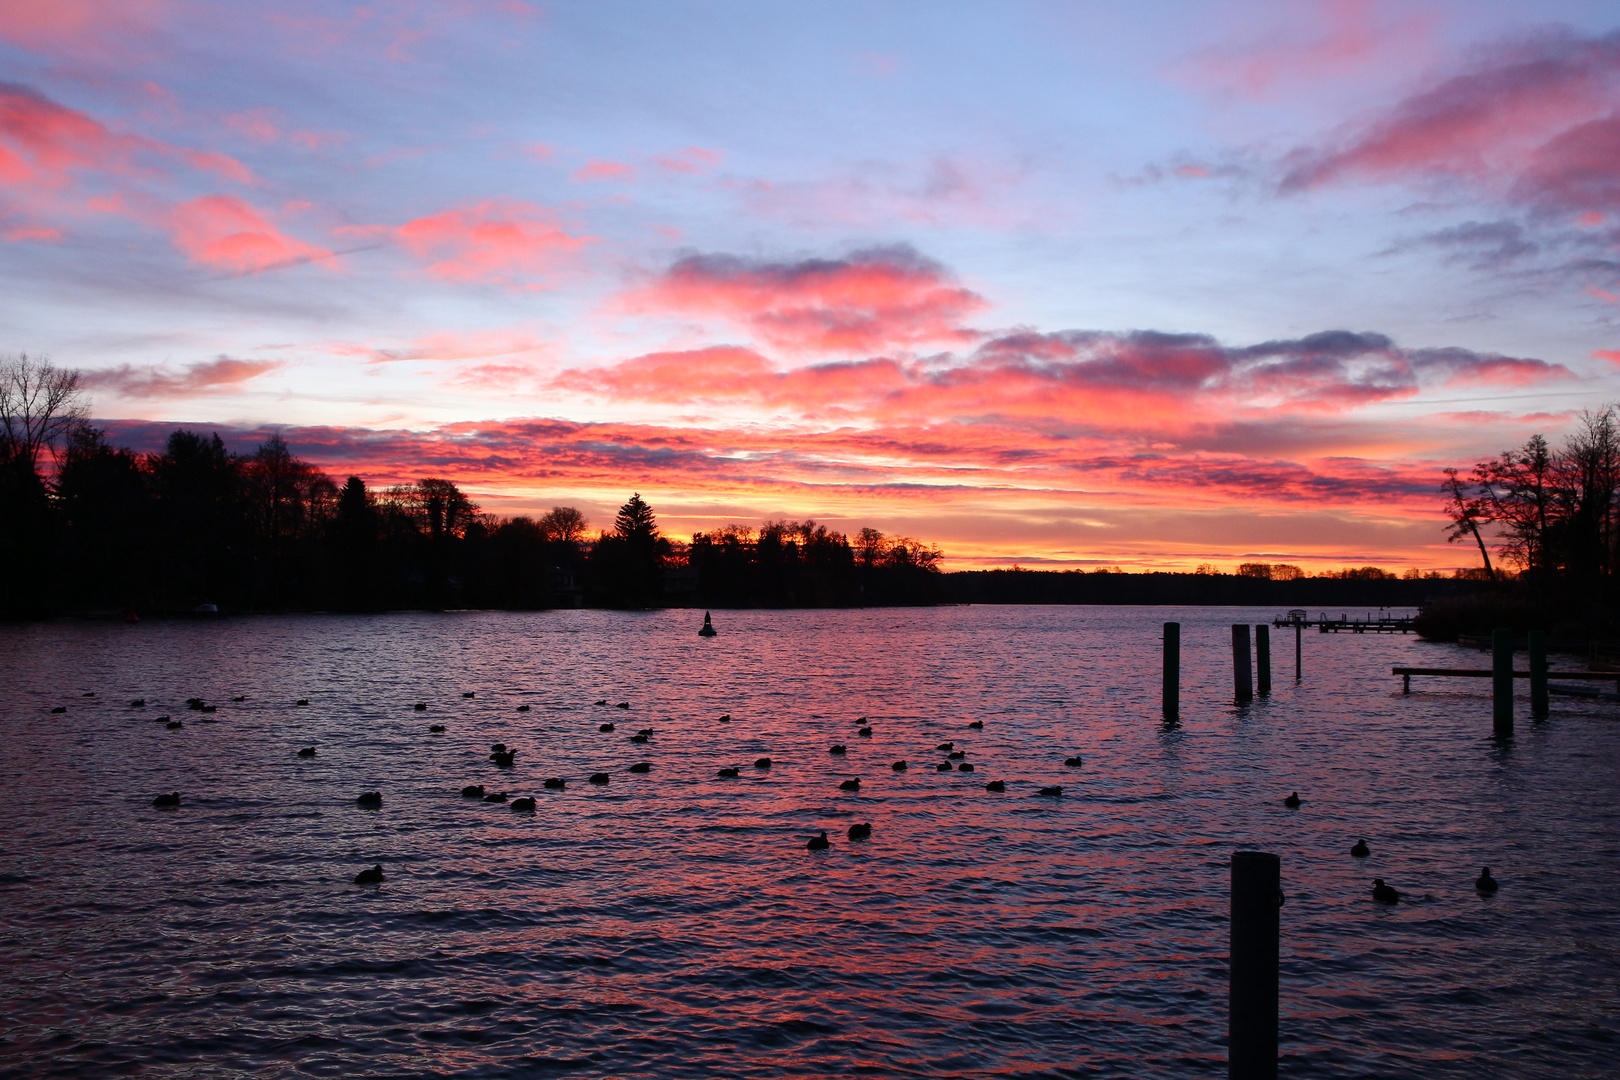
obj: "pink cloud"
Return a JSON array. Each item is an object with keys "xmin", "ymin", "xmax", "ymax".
[
  {"xmin": 328, "ymin": 325, "xmax": 554, "ymax": 365},
  {"xmin": 222, "ymin": 107, "xmax": 344, "ymax": 153},
  {"xmin": 3, "ymin": 223, "xmax": 62, "ymax": 242},
  {"xmin": 651, "ymin": 147, "xmax": 723, "ymax": 174},
  {"xmin": 83, "ymin": 357, "xmax": 282, "ymax": 398},
  {"xmin": 572, "ymin": 159, "xmax": 635, "ymax": 182},
  {"xmin": 1595, "ymin": 349, "xmax": 1620, "ymax": 367},
  {"xmin": 0, "ymin": 0, "xmax": 167, "ymax": 55},
  {"xmin": 393, "ymin": 200, "xmax": 591, "ymax": 286},
  {"xmin": 618, "ymin": 245, "xmax": 989, "ymax": 353},
  {"xmin": 167, "ymin": 195, "xmax": 331, "ymax": 273}
]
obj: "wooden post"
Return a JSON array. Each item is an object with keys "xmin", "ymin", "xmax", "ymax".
[
  {"xmin": 1233, "ymin": 624, "xmax": 1253, "ymax": 702},
  {"xmin": 1294, "ymin": 622, "xmax": 1301, "ymax": 681},
  {"xmin": 1256, "ymin": 625, "xmax": 1271, "ymax": 696},
  {"xmin": 1230, "ymin": 851, "xmax": 1280, "ymax": 1080},
  {"xmin": 1163, "ymin": 622, "xmax": 1180, "ymax": 720},
  {"xmin": 1528, "ymin": 629, "xmax": 1548, "ymax": 720},
  {"xmin": 1492, "ymin": 627, "xmax": 1513, "ymax": 738}
]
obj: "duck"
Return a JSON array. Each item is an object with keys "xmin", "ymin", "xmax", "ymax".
[
  {"xmin": 937, "ymin": 743, "xmax": 954, "ymax": 751},
  {"xmin": 511, "ymin": 797, "xmax": 535, "ymax": 811},
  {"xmin": 461, "ymin": 784, "xmax": 485, "ymax": 797},
  {"xmin": 935, "ymin": 762, "xmax": 952, "ymax": 772},
  {"xmin": 594, "ymin": 699, "xmax": 608, "ymax": 706},
  {"xmin": 154, "ymin": 715, "xmax": 171, "ymax": 723},
  {"xmin": 462, "ymin": 692, "xmax": 475, "ymax": 699},
  {"xmin": 516, "ymin": 705, "xmax": 531, "ymax": 712},
  {"xmin": 967, "ymin": 720, "xmax": 983, "ymax": 729},
  {"xmin": 414, "ymin": 703, "xmax": 428, "ymax": 711},
  {"xmin": 429, "ymin": 724, "xmax": 446, "ymax": 733},
  {"xmin": 958, "ymin": 762, "xmax": 975, "ymax": 772},
  {"xmin": 297, "ymin": 746, "xmax": 316, "ymax": 757},
  {"xmin": 356, "ymin": 791, "xmax": 382, "ymax": 806},
  {"xmin": 1284, "ymin": 792, "xmax": 1302, "ymax": 808},
  {"xmin": 717, "ymin": 767, "xmax": 740, "ymax": 778},
  {"xmin": 166, "ymin": 720, "xmax": 183, "ymax": 729},
  {"xmin": 840, "ymin": 778, "xmax": 861, "ymax": 791},
  {"xmin": 599, "ymin": 723, "xmax": 616, "ymax": 732},
  {"xmin": 151, "ymin": 792, "xmax": 180, "ymax": 808},
  {"xmin": 629, "ymin": 762, "xmax": 651, "ymax": 773},
  {"xmin": 354, "ymin": 865, "xmax": 384, "ymax": 885},
  {"xmin": 637, "ymin": 728, "xmax": 653, "ymax": 736},
  {"xmin": 1475, "ymin": 867, "xmax": 1499, "ymax": 893},
  {"xmin": 199, "ymin": 704, "xmax": 216, "ymax": 713},
  {"xmin": 491, "ymin": 751, "xmax": 516, "ymax": 767},
  {"xmin": 807, "ymin": 831, "xmax": 830, "ymax": 850},
  {"xmin": 947, "ymin": 751, "xmax": 965, "ymax": 760},
  {"xmin": 295, "ymin": 699, "xmax": 309, "ymax": 706},
  {"xmin": 1038, "ymin": 785, "xmax": 1063, "ymax": 797},
  {"xmin": 1372, "ymin": 878, "xmax": 1400, "ymax": 904},
  {"xmin": 848, "ymin": 822, "xmax": 872, "ymax": 840},
  {"xmin": 718, "ymin": 713, "xmax": 732, "ymax": 723},
  {"xmin": 616, "ymin": 702, "xmax": 630, "ymax": 709},
  {"xmin": 483, "ymin": 792, "xmax": 509, "ymax": 803},
  {"xmin": 1350, "ymin": 838, "xmax": 1370, "ymax": 858},
  {"xmin": 186, "ymin": 698, "xmax": 203, "ymax": 708},
  {"xmin": 630, "ymin": 734, "xmax": 649, "ymax": 744},
  {"xmin": 854, "ymin": 716, "xmax": 867, "ymax": 724},
  {"xmin": 1064, "ymin": 755, "xmax": 1084, "ymax": 767},
  {"xmin": 129, "ymin": 699, "xmax": 146, "ymax": 708},
  {"xmin": 50, "ymin": 706, "xmax": 66, "ymax": 714},
  {"xmin": 231, "ymin": 696, "xmax": 246, "ymax": 703},
  {"xmin": 755, "ymin": 757, "xmax": 772, "ymax": 768},
  {"xmin": 81, "ymin": 692, "xmax": 95, "ymax": 697},
  {"xmin": 829, "ymin": 744, "xmax": 847, "ymax": 754},
  {"xmin": 984, "ymin": 780, "xmax": 1006, "ymax": 792},
  {"xmin": 543, "ymin": 778, "xmax": 566, "ymax": 789},
  {"xmin": 588, "ymin": 772, "xmax": 610, "ymax": 784},
  {"xmin": 892, "ymin": 760, "xmax": 908, "ymax": 771},
  {"xmin": 857, "ymin": 727, "xmax": 873, "ymax": 737},
  {"xmin": 491, "ymin": 743, "xmax": 507, "ymax": 753}
]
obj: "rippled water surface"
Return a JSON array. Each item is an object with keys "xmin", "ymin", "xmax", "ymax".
[{"xmin": 2, "ymin": 606, "xmax": 1618, "ymax": 1078}]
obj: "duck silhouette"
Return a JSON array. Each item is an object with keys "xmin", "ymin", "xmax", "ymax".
[
  {"xmin": 129, "ymin": 699, "xmax": 146, "ymax": 708},
  {"xmin": 49, "ymin": 706, "xmax": 66, "ymax": 714},
  {"xmin": 356, "ymin": 791, "xmax": 382, "ymax": 807},
  {"xmin": 483, "ymin": 792, "xmax": 509, "ymax": 803},
  {"xmin": 297, "ymin": 746, "xmax": 316, "ymax": 757},
  {"xmin": 717, "ymin": 767, "xmax": 740, "ymax": 778},
  {"xmin": 516, "ymin": 705, "xmax": 531, "ymax": 712},
  {"xmin": 829, "ymin": 744, "xmax": 847, "ymax": 754},
  {"xmin": 629, "ymin": 762, "xmax": 651, "ymax": 773},
  {"xmin": 594, "ymin": 699, "xmax": 608, "ymax": 706},
  {"xmin": 491, "ymin": 743, "xmax": 507, "ymax": 752},
  {"xmin": 82, "ymin": 692, "xmax": 95, "ymax": 697},
  {"xmin": 490, "ymin": 751, "xmax": 516, "ymax": 767},
  {"xmin": 948, "ymin": 751, "xmax": 965, "ymax": 760},
  {"xmin": 166, "ymin": 720, "xmax": 183, "ymax": 729},
  {"xmin": 857, "ymin": 727, "xmax": 872, "ymax": 737},
  {"xmin": 295, "ymin": 699, "xmax": 309, "ymax": 706},
  {"xmin": 984, "ymin": 780, "xmax": 1006, "ymax": 792},
  {"xmin": 462, "ymin": 692, "xmax": 475, "ymax": 698},
  {"xmin": 1284, "ymin": 792, "xmax": 1302, "ymax": 808},
  {"xmin": 936, "ymin": 743, "xmax": 954, "ymax": 751},
  {"xmin": 599, "ymin": 723, "xmax": 616, "ymax": 732},
  {"xmin": 429, "ymin": 724, "xmax": 446, "ymax": 733},
  {"xmin": 151, "ymin": 792, "xmax": 179, "ymax": 808},
  {"xmin": 1038, "ymin": 785, "xmax": 1063, "ymax": 797},
  {"xmin": 935, "ymin": 763, "xmax": 952, "ymax": 772},
  {"xmin": 543, "ymin": 778, "xmax": 566, "ymax": 789},
  {"xmin": 153, "ymin": 715, "xmax": 171, "ymax": 723},
  {"xmin": 637, "ymin": 728, "xmax": 653, "ymax": 736},
  {"xmin": 719, "ymin": 714, "xmax": 732, "ymax": 723},
  {"xmin": 839, "ymin": 778, "xmax": 860, "ymax": 791},
  {"xmin": 968, "ymin": 720, "xmax": 984, "ymax": 729},
  {"xmin": 616, "ymin": 702, "xmax": 630, "ymax": 709},
  {"xmin": 754, "ymin": 757, "xmax": 772, "ymax": 768},
  {"xmin": 848, "ymin": 822, "xmax": 872, "ymax": 840},
  {"xmin": 511, "ymin": 797, "xmax": 536, "ymax": 811},
  {"xmin": 1475, "ymin": 867, "xmax": 1499, "ymax": 893},
  {"xmin": 1372, "ymin": 878, "xmax": 1400, "ymax": 904},
  {"xmin": 231, "ymin": 696, "xmax": 246, "ymax": 702},
  {"xmin": 630, "ymin": 733, "xmax": 648, "ymax": 743},
  {"xmin": 1064, "ymin": 755, "xmax": 1084, "ymax": 767},
  {"xmin": 892, "ymin": 760, "xmax": 908, "ymax": 771},
  {"xmin": 414, "ymin": 703, "xmax": 428, "ymax": 711},
  {"xmin": 588, "ymin": 772, "xmax": 610, "ymax": 784},
  {"xmin": 461, "ymin": 784, "xmax": 485, "ymax": 798},
  {"xmin": 958, "ymin": 762, "xmax": 975, "ymax": 772},
  {"xmin": 1351, "ymin": 838, "xmax": 1370, "ymax": 858},
  {"xmin": 807, "ymin": 831, "xmax": 830, "ymax": 850},
  {"xmin": 354, "ymin": 865, "xmax": 384, "ymax": 885}
]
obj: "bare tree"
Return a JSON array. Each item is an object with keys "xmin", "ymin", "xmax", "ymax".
[
  {"xmin": 0, "ymin": 353, "xmax": 88, "ymax": 470},
  {"xmin": 537, "ymin": 505, "xmax": 588, "ymax": 544},
  {"xmin": 1442, "ymin": 466, "xmax": 1496, "ymax": 581}
]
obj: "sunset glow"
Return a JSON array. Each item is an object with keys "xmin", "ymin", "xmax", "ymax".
[{"xmin": 4, "ymin": 1, "xmax": 1618, "ymax": 569}]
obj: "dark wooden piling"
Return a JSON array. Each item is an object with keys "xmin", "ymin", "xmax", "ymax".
[
  {"xmin": 1256, "ymin": 624, "xmax": 1271, "ymax": 696},
  {"xmin": 1528, "ymin": 629, "xmax": 1548, "ymax": 720},
  {"xmin": 1233, "ymin": 624, "xmax": 1253, "ymax": 702},
  {"xmin": 1293, "ymin": 622, "xmax": 1301, "ymax": 681},
  {"xmin": 1230, "ymin": 850, "xmax": 1281, "ymax": 1080},
  {"xmin": 1492, "ymin": 627, "xmax": 1513, "ymax": 738},
  {"xmin": 1163, "ymin": 621, "xmax": 1180, "ymax": 720}
]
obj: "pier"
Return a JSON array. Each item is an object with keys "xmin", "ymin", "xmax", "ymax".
[{"xmin": 1273, "ymin": 609, "xmax": 1414, "ymax": 634}]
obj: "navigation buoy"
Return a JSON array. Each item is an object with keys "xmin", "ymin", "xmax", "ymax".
[{"xmin": 698, "ymin": 611, "xmax": 718, "ymax": 637}]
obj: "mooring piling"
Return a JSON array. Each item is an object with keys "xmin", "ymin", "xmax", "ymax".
[
  {"xmin": 1163, "ymin": 621, "xmax": 1180, "ymax": 720},
  {"xmin": 1233, "ymin": 624, "xmax": 1254, "ymax": 702},
  {"xmin": 1492, "ymin": 627, "xmax": 1514, "ymax": 738},
  {"xmin": 1230, "ymin": 850, "xmax": 1281, "ymax": 1080},
  {"xmin": 1528, "ymin": 629, "xmax": 1548, "ymax": 720},
  {"xmin": 1293, "ymin": 621, "xmax": 1301, "ymax": 681},
  {"xmin": 1256, "ymin": 624, "xmax": 1271, "ymax": 696}
]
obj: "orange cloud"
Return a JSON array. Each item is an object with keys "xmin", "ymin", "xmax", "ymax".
[
  {"xmin": 167, "ymin": 195, "xmax": 331, "ymax": 273},
  {"xmin": 393, "ymin": 200, "xmax": 590, "ymax": 286},
  {"xmin": 83, "ymin": 357, "xmax": 282, "ymax": 398},
  {"xmin": 619, "ymin": 245, "xmax": 988, "ymax": 353}
]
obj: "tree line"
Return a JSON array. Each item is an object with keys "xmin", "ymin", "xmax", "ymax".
[{"xmin": 0, "ymin": 355, "xmax": 945, "ymax": 617}]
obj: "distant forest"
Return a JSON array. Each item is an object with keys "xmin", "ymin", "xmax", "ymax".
[{"xmin": 0, "ymin": 357, "xmax": 946, "ymax": 617}]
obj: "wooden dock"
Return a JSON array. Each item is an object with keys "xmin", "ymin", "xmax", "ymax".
[
  {"xmin": 1274, "ymin": 610, "xmax": 1414, "ymax": 634},
  {"xmin": 1392, "ymin": 666, "xmax": 1620, "ymax": 693}
]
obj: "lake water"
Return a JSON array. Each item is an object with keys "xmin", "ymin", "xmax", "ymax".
[{"xmin": 1, "ymin": 606, "xmax": 1617, "ymax": 1079}]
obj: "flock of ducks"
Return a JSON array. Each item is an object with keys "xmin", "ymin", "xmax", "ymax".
[{"xmin": 87, "ymin": 690, "xmax": 1506, "ymax": 900}]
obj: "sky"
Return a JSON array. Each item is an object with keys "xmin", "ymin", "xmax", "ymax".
[{"xmin": 3, "ymin": 0, "xmax": 1619, "ymax": 571}]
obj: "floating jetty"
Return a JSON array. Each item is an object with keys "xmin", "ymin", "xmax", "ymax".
[{"xmin": 1273, "ymin": 609, "xmax": 1414, "ymax": 634}]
